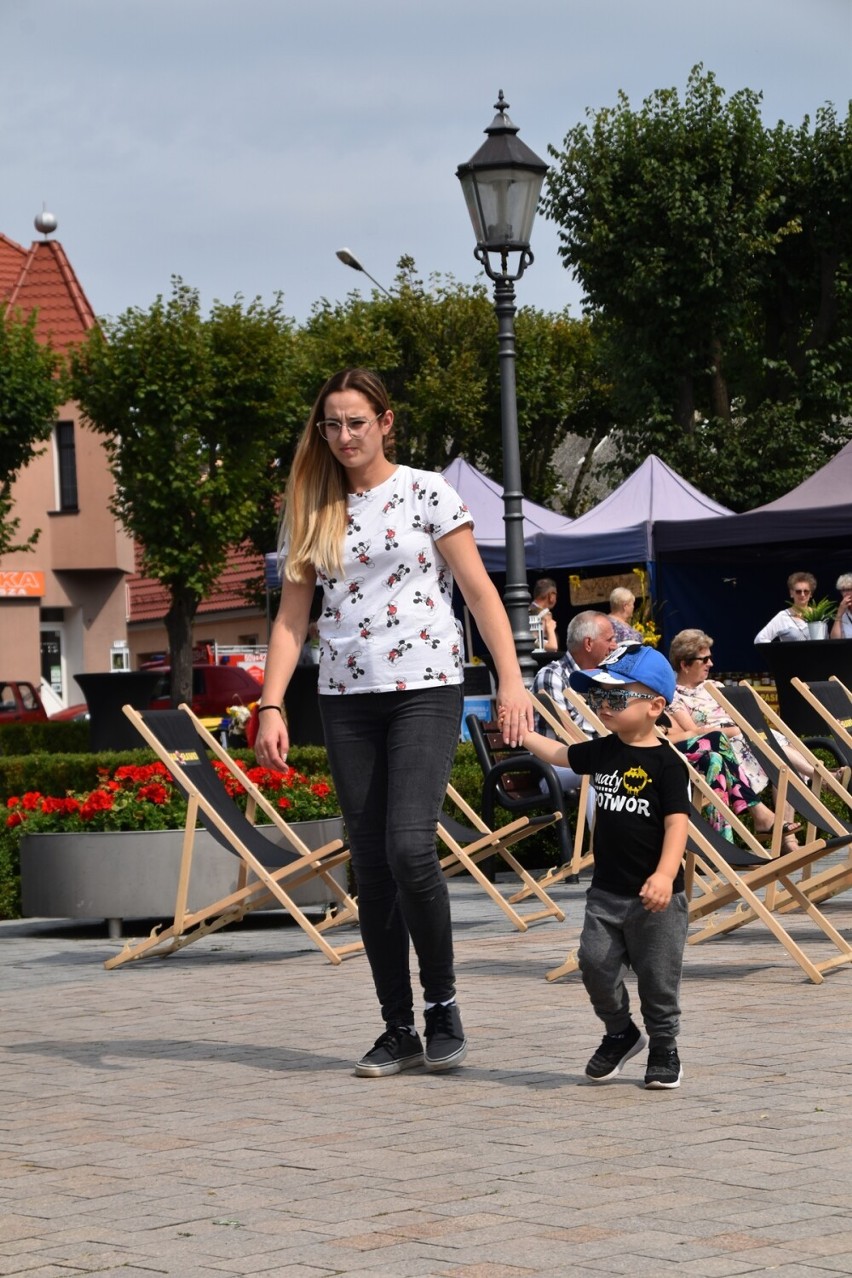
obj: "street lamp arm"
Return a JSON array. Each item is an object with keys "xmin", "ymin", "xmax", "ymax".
[{"xmin": 335, "ymin": 247, "xmax": 393, "ymax": 298}]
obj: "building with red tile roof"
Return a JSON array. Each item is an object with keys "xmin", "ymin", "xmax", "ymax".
[
  {"xmin": 1, "ymin": 216, "xmax": 269, "ymax": 705},
  {"xmin": 1, "ymin": 217, "xmax": 135, "ymax": 708},
  {"xmin": 127, "ymin": 542, "xmax": 269, "ymax": 666}
]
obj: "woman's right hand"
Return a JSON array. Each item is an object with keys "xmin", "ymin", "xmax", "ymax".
[{"xmin": 254, "ymin": 710, "xmax": 291, "ymax": 771}]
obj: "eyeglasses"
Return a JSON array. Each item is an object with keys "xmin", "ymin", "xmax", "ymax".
[
  {"xmin": 316, "ymin": 413, "xmax": 383, "ymax": 441},
  {"xmin": 586, "ymin": 687, "xmax": 660, "ymax": 713},
  {"xmin": 687, "ymin": 655, "xmax": 713, "ymax": 665}
]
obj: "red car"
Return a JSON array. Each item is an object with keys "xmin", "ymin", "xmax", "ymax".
[
  {"xmin": 0, "ymin": 680, "xmax": 47, "ymax": 724},
  {"xmin": 147, "ymin": 664, "xmax": 263, "ymax": 718}
]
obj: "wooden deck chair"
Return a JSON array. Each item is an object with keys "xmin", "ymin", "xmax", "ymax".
[
  {"xmin": 105, "ymin": 704, "xmax": 363, "ymax": 969},
  {"xmin": 790, "ymin": 676, "xmax": 852, "ymax": 787},
  {"xmin": 465, "ymin": 713, "xmax": 580, "ymax": 876},
  {"xmin": 437, "ymin": 783, "xmax": 566, "ymax": 931},
  {"xmin": 680, "ymin": 763, "xmax": 852, "ymax": 984},
  {"xmin": 544, "ymin": 685, "xmax": 852, "ymax": 984},
  {"xmin": 707, "ymin": 683, "xmax": 852, "ymax": 908},
  {"xmin": 513, "ymin": 690, "xmax": 595, "ymax": 894}
]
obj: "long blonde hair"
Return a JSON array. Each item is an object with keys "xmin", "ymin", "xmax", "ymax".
[{"xmin": 280, "ymin": 368, "xmax": 392, "ymax": 581}]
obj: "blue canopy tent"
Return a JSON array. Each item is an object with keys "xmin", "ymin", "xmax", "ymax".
[{"xmin": 440, "ymin": 458, "xmax": 572, "ymax": 572}]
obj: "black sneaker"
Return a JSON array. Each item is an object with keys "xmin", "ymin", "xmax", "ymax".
[
  {"xmin": 644, "ymin": 1045, "xmax": 682, "ymax": 1090},
  {"xmin": 585, "ymin": 1021, "xmax": 647, "ymax": 1082},
  {"xmin": 424, "ymin": 1003, "xmax": 468, "ymax": 1072},
  {"xmin": 355, "ymin": 1026, "xmax": 424, "ymax": 1077}
]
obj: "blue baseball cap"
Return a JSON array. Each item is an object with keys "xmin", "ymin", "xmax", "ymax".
[{"xmin": 569, "ymin": 642, "xmax": 676, "ymax": 704}]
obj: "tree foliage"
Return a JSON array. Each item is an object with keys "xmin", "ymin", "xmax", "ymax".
[
  {"xmin": 543, "ymin": 66, "xmax": 852, "ymax": 510},
  {"xmin": 0, "ymin": 305, "xmax": 65, "ymax": 555},
  {"xmin": 279, "ymin": 258, "xmax": 608, "ymax": 514},
  {"xmin": 70, "ymin": 279, "xmax": 298, "ymax": 702}
]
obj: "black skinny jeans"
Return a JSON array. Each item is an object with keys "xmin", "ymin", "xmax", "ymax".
[{"xmin": 320, "ymin": 684, "xmax": 463, "ymax": 1027}]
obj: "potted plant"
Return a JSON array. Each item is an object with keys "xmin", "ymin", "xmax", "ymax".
[
  {"xmin": 3, "ymin": 758, "xmax": 344, "ymax": 926},
  {"xmin": 798, "ymin": 596, "xmax": 837, "ymax": 641}
]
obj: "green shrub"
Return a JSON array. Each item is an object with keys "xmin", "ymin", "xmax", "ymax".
[{"xmin": 0, "ymin": 720, "xmax": 90, "ymax": 755}]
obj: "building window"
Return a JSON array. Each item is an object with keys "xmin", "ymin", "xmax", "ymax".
[{"xmin": 55, "ymin": 421, "xmax": 78, "ymax": 511}]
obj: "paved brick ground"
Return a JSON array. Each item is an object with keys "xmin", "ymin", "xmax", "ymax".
[{"xmin": 2, "ymin": 880, "xmax": 851, "ymax": 1277}]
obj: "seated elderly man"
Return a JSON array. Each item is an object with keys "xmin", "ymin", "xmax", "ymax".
[
  {"xmin": 608, "ymin": 586, "xmax": 643, "ymax": 644},
  {"xmin": 532, "ymin": 611, "xmax": 616, "ymax": 818}
]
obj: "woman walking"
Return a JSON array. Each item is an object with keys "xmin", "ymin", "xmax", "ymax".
[{"xmin": 255, "ymin": 368, "xmax": 532, "ymax": 1077}]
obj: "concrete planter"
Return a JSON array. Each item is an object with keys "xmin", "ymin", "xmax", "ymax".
[{"xmin": 20, "ymin": 818, "xmax": 347, "ymax": 933}]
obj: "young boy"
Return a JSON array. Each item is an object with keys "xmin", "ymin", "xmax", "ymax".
[{"xmin": 520, "ymin": 643, "xmax": 690, "ymax": 1089}]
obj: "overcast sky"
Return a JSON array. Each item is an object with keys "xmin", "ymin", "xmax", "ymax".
[{"xmin": 2, "ymin": 0, "xmax": 850, "ymax": 325}]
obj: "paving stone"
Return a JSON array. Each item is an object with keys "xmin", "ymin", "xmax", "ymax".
[{"xmin": 2, "ymin": 882, "xmax": 851, "ymax": 1276}]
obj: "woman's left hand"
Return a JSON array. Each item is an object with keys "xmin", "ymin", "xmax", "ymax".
[{"xmin": 495, "ymin": 678, "xmax": 534, "ymax": 747}]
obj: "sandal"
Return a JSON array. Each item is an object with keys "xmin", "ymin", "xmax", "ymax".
[{"xmin": 754, "ymin": 821, "xmax": 801, "ymax": 852}]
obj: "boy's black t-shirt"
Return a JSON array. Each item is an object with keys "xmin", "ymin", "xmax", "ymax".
[{"xmin": 568, "ymin": 735, "xmax": 690, "ymax": 897}]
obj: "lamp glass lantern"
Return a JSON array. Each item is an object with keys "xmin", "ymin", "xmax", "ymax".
[{"xmin": 456, "ymin": 91, "xmax": 548, "ymax": 273}]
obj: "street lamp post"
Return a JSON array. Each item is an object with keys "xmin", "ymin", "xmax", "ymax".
[
  {"xmin": 335, "ymin": 247, "xmax": 393, "ymax": 298},
  {"xmin": 456, "ymin": 92, "xmax": 549, "ymax": 686}
]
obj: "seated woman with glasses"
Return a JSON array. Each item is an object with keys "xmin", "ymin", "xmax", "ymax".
[
  {"xmin": 754, "ymin": 571, "xmax": 818, "ymax": 643},
  {"xmin": 668, "ymin": 628, "xmax": 812, "ymax": 849},
  {"xmin": 669, "ymin": 629, "xmax": 769, "ymax": 793}
]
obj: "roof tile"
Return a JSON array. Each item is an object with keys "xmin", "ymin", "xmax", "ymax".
[{"xmin": 5, "ymin": 240, "xmax": 97, "ymax": 352}]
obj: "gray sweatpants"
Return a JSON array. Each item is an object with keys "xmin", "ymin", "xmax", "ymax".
[{"xmin": 578, "ymin": 887, "xmax": 689, "ymax": 1048}]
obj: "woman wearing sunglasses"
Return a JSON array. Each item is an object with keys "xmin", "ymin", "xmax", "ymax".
[
  {"xmin": 256, "ymin": 368, "xmax": 532, "ymax": 1079},
  {"xmin": 669, "ymin": 629, "xmax": 769, "ymax": 792},
  {"xmin": 754, "ymin": 572, "xmax": 818, "ymax": 644}
]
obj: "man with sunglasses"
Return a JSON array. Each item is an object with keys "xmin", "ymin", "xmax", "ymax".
[{"xmin": 520, "ymin": 644, "xmax": 690, "ymax": 1090}]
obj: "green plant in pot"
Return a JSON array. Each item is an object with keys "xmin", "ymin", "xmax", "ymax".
[
  {"xmin": 797, "ymin": 596, "xmax": 837, "ymax": 639},
  {"xmin": 797, "ymin": 597, "xmax": 837, "ymax": 624}
]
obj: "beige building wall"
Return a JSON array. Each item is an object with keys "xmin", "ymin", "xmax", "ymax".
[
  {"xmin": 128, "ymin": 608, "xmax": 268, "ymax": 667},
  {"xmin": 0, "ymin": 401, "xmax": 134, "ymax": 706}
]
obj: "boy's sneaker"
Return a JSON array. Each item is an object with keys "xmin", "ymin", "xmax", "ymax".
[
  {"xmin": 585, "ymin": 1021, "xmax": 647, "ymax": 1082},
  {"xmin": 424, "ymin": 1003, "xmax": 468, "ymax": 1071},
  {"xmin": 644, "ymin": 1045, "xmax": 683, "ymax": 1089},
  {"xmin": 355, "ymin": 1026, "xmax": 424, "ymax": 1077}
]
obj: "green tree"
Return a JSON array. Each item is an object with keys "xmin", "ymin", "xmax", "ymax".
[
  {"xmin": 0, "ymin": 305, "xmax": 65, "ymax": 555},
  {"xmin": 283, "ymin": 259, "xmax": 610, "ymax": 511},
  {"xmin": 543, "ymin": 66, "xmax": 852, "ymax": 509},
  {"xmin": 70, "ymin": 279, "xmax": 298, "ymax": 704}
]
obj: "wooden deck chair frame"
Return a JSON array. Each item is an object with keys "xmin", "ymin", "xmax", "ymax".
[
  {"xmin": 106, "ymin": 704, "xmax": 363, "ymax": 969},
  {"xmin": 544, "ymin": 686, "xmax": 852, "ymax": 984},
  {"xmin": 437, "ymin": 783, "xmax": 566, "ymax": 931},
  {"xmin": 513, "ymin": 690, "xmax": 595, "ymax": 895},
  {"xmin": 790, "ymin": 676, "xmax": 852, "ymax": 788},
  {"xmin": 707, "ymin": 683, "xmax": 852, "ymax": 910}
]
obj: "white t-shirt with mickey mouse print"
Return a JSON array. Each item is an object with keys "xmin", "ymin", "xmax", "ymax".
[{"xmin": 288, "ymin": 465, "xmax": 473, "ymax": 695}]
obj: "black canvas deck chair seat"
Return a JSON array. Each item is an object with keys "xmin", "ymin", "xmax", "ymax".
[
  {"xmin": 790, "ymin": 677, "xmax": 852, "ymax": 787},
  {"xmin": 106, "ymin": 705, "xmax": 362, "ymax": 969},
  {"xmin": 437, "ymin": 782, "xmax": 565, "ymax": 931},
  {"xmin": 544, "ymin": 687, "xmax": 852, "ymax": 985},
  {"xmin": 465, "ymin": 712, "xmax": 579, "ymax": 887},
  {"xmin": 707, "ymin": 682, "xmax": 852, "ymax": 909}
]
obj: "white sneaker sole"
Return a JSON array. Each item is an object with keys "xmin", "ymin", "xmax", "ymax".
[
  {"xmin": 645, "ymin": 1064, "xmax": 683, "ymax": 1090},
  {"xmin": 424, "ymin": 1038, "xmax": 468, "ymax": 1072},
  {"xmin": 354, "ymin": 1051, "xmax": 424, "ymax": 1078}
]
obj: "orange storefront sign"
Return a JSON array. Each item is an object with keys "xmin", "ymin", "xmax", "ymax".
[{"xmin": 0, "ymin": 570, "xmax": 46, "ymax": 598}]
